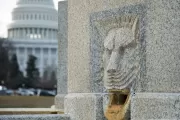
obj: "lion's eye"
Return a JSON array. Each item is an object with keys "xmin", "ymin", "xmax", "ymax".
[
  {"xmin": 119, "ymin": 47, "xmax": 124, "ymax": 54},
  {"xmin": 107, "ymin": 49, "xmax": 112, "ymax": 55}
]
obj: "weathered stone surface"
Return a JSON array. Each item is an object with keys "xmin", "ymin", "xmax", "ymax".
[
  {"xmin": 55, "ymin": 1, "xmax": 68, "ymax": 109},
  {"xmin": 57, "ymin": 0, "xmax": 68, "ymax": 95},
  {"xmin": 0, "ymin": 114, "xmax": 70, "ymax": 120},
  {"xmin": 55, "ymin": 94, "xmax": 66, "ymax": 109},
  {"xmin": 131, "ymin": 0, "xmax": 180, "ymax": 119},
  {"xmin": 66, "ymin": 0, "xmax": 180, "ymax": 119},
  {"xmin": 66, "ymin": 0, "xmax": 145, "ymax": 120},
  {"xmin": 67, "ymin": 0, "xmax": 144, "ymax": 93},
  {"xmin": 145, "ymin": 0, "xmax": 180, "ymax": 92},
  {"xmin": 65, "ymin": 93, "xmax": 105, "ymax": 120},
  {"xmin": 131, "ymin": 93, "xmax": 180, "ymax": 120}
]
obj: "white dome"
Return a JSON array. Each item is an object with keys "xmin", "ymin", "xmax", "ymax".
[
  {"xmin": 7, "ymin": 0, "xmax": 58, "ymax": 41},
  {"xmin": 8, "ymin": 0, "xmax": 58, "ymax": 30},
  {"xmin": 16, "ymin": 0, "xmax": 55, "ymax": 7}
]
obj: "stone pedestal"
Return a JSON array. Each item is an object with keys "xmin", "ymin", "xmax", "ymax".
[
  {"xmin": 65, "ymin": 93, "xmax": 105, "ymax": 120},
  {"xmin": 64, "ymin": 0, "xmax": 179, "ymax": 119},
  {"xmin": 55, "ymin": 1, "xmax": 68, "ymax": 109},
  {"xmin": 65, "ymin": 0, "xmax": 144, "ymax": 120}
]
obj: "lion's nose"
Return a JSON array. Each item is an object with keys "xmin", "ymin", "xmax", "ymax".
[{"xmin": 107, "ymin": 51, "xmax": 120, "ymax": 74}]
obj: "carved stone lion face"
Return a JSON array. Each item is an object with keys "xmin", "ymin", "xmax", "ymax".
[
  {"xmin": 103, "ymin": 27, "xmax": 139, "ymax": 90},
  {"xmin": 102, "ymin": 17, "xmax": 140, "ymax": 120}
]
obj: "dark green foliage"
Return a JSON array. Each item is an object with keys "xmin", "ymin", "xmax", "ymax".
[
  {"xmin": 0, "ymin": 38, "xmax": 11, "ymax": 85},
  {"xmin": 7, "ymin": 54, "xmax": 24, "ymax": 89},
  {"xmin": 38, "ymin": 67, "xmax": 57, "ymax": 89},
  {"xmin": 9, "ymin": 54, "xmax": 19, "ymax": 78},
  {"xmin": 0, "ymin": 38, "xmax": 25, "ymax": 89},
  {"xmin": 25, "ymin": 55, "xmax": 40, "ymax": 88},
  {"xmin": 50, "ymin": 70, "xmax": 57, "ymax": 87}
]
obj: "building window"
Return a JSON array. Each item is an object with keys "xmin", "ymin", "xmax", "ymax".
[
  {"xmin": 34, "ymin": 28, "xmax": 37, "ymax": 39},
  {"xmin": 22, "ymin": 14, "xmax": 25, "ymax": 20},
  {"xmin": 51, "ymin": 48, "xmax": 56, "ymax": 55},
  {"xmin": 25, "ymin": 28, "xmax": 28, "ymax": 36},
  {"xmin": 35, "ymin": 48, "xmax": 40, "ymax": 54},
  {"xmin": 27, "ymin": 14, "xmax": 29, "ymax": 19},
  {"xmin": 44, "ymin": 29, "xmax": 46, "ymax": 37},
  {"xmin": 34, "ymin": 28, "xmax": 37, "ymax": 34},
  {"xmin": 43, "ymin": 15, "xmax": 45, "ymax": 20},
  {"xmin": 39, "ymin": 14, "xmax": 41, "ymax": 19},
  {"xmin": 35, "ymin": 14, "xmax": 37, "ymax": 19}
]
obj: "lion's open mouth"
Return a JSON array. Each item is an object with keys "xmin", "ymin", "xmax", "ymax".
[
  {"xmin": 109, "ymin": 89, "xmax": 130, "ymax": 106},
  {"xmin": 105, "ymin": 89, "xmax": 130, "ymax": 120},
  {"xmin": 119, "ymin": 94, "xmax": 128, "ymax": 105}
]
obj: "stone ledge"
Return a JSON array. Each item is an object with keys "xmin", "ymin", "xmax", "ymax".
[
  {"xmin": 55, "ymin": 94, "xmax": 66, "ymax": 109},
  {"xmin": 65, "ymin": 93, "xmax": 106, "ymax": 120},
  {"xmin": 131, "ymin": 93, "xmax": 180, "ymax": 120},
  {"xmin": 0, "ymin": 108, "xmax": 64, "ymax": 115},
  {"xmin": 0, "ymin": 114, "xmax": 70, "ymax": 120}
]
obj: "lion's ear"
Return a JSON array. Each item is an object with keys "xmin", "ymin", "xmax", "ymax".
[{"xmin": 132, "ymin": 17, "xmax": 139, "ymax": 38}]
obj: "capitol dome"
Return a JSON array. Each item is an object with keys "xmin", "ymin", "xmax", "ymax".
[
  {"xmin": 8, "ymin": 0, "xmax": 58, "ymax": 40},
  {"xmin": 7, "ymin": 0, "xmax": 58, "ymax": 77}
]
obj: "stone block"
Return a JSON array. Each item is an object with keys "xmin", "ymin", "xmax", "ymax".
[
  {"xmin": 145, "ymin": 0, "xmax": 180, "ymax": 92},
  {"xmin": 131, "ymin": 93, "xmax": 180, "ymax": 120},
  {"xmin": 0, "ymin": 114, "xmax": 70, "ymax": 120},
  {"xmin": 55, "ymin": 94, "xmax": 66, "ymax": 109},
  {"xmin": 65, "ymin": 93, "xmax": 105, "ymax": 120}
]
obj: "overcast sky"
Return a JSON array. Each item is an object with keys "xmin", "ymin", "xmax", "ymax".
[{"xmin": 0, "ymin": 0, "xmax": 62, "ymax": 37}]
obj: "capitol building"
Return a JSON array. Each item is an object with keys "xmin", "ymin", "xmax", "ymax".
[{"xmin": 7, "ymin": 0, "xmax": 58, "ymax": 77}]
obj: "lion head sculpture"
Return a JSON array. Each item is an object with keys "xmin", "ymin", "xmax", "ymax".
[{"xmin": 103, "ymin": 16, "xmax": 140, "ymax": 120}]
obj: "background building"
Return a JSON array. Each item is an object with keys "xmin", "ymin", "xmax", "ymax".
[{"xmin": 7, "ymin": 0, "xmax": 58, "ymax": 77}]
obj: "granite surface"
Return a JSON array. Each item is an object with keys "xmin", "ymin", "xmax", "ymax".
[
  {"xmin": 55, "ymin": 1, "xmax": 68, "ymax": 109},
  {"xmin": 65, "ymin": 0, "xmax": 180, "ymax": 119},
  {"xmin": 65, "ymin": 93, "xmax": 105, "ymax": 120},
  {"xmin": 131, "ymin": 0, "xmax": 180, "ymax": 118},
  {"xmin": 55, "ymin": 94, "xmax": 66, "ymax": 109},
  {"xmin": 67, "ymin": 0, "xmax": 144, "ymax": 93},
  {"xmin": 131, "ymin": 93, "xmax": 180, "ymax": 120},
  {"xmin": 66, "ymin": 0, "xmax": 145, "ymax": 119},
  {"xmin": 57, "ymin": 1, "xmax": 68, "ymax": 94},
  {"xmin": 0, "ymin": 114, "xmax": 70, "ymax": 120},
  {"xmin": 89, "ymin": 4, "xmax": 147, "ymax": 93},
  {"xmin": 145, "ymin": 0, "xmax": 180, "ymax": 92}
]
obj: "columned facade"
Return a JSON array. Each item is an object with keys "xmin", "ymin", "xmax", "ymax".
[{"xmin": 7, "ymin": 0, "xmax": 58, "ymax": 78}]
